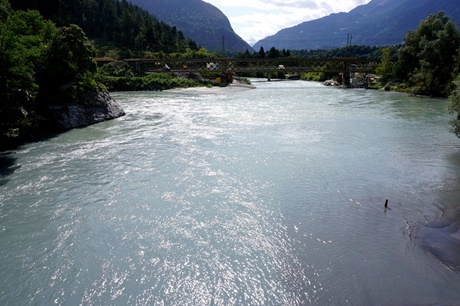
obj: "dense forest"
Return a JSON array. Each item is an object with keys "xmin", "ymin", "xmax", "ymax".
[
  {"xmin": 9, "ymin": 0, "xmax": 200, "ymax": 54},
  {"xmin": 0, "ymin": 0, "xmax": 99, "ymax": 150}
]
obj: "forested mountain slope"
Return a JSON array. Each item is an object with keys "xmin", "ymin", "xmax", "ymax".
[
  {"xmin": 253, "ymin": 0, "xmax": 460, "ymax": 50},
  {"xmin": 128, "ymin": 0, "xmax": 253, "ymax": 52},
  {"xmin": 9, "ymin": 0, "xmax": 199, "ymax": 53}
]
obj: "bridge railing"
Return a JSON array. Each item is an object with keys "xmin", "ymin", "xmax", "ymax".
[{"xmin": 103, "ymin": 57, "xmax": 381, "ymax": 74}]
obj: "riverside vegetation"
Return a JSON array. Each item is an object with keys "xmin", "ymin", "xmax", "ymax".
[
  {"xmin": 2, "ymin": 0, "xmax": 460, "ymax": 151},
  {"xmin": 0, "ymin": 0, "xmax": 216, "ymax": 151}
]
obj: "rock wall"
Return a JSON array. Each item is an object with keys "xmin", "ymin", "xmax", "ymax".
[{"xmin": 46, "ymin": 87, "xmax": 125, "ymax": 130}]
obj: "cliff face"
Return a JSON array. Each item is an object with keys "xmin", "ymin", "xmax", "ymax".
[
  {"xmin": 45, "ymin": 87, "xmax": 125, "ymax": 130},
  {"xmin": 0, "ymin": 87, "xmax": 125, "ymax": 152}
]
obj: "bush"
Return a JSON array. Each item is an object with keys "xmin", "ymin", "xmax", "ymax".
[
  {"xmin": 98, "ymin": 61, "xmax": 135, "ymax": 77},
  {"xmin": 100, "ymin": 73, "xmax": 207, "ymax": 91},
  {"xmin": 448, "ymin": 75, "xmax": 460, "ymax": 137}
]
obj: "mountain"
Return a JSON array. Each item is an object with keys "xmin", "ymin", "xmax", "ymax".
[
  {"xmin": 127, "ymin": 0, "xmax": 253, "ymax": 52},
  {"xmin": 253, "ymin": 0, "xmax": 460, "ymax": 50}
]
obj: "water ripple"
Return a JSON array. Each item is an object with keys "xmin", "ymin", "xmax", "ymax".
[{"xmin": 2, "ymin": 85, "xmax": 460, "ymax": 305}]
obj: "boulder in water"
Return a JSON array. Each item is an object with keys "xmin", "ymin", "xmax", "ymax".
[{"xmin": 46, "ymin": 86, "xmax": 125, "ymax": 130}]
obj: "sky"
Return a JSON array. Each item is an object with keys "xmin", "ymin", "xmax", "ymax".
[{"xmin": 204, "ymin": 0, "xmax": 372, "ymax": 46}]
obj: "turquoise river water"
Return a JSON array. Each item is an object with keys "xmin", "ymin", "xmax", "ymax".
[{"xmin": 1, "ymin": 80, "xmax": 460, "ymax": 305}]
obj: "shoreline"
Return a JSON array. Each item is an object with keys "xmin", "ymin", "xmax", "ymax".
[{"xmin": 167, "ymin": 82, "xmax": 256, "ymax": 94}]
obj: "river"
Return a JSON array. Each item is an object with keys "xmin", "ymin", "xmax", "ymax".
[{"xmin": 1, "ymin": 80, "xmax": 460, "ymax": 305}]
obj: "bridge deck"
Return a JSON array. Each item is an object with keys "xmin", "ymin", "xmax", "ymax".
[{"xmin": 98, "ymin": 57, "xmax": 381, "ymax": 74}]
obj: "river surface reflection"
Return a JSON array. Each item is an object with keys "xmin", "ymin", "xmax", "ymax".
[{"xmin": 1, "ymin": 80, "xmax": 460, "ymax": 305}]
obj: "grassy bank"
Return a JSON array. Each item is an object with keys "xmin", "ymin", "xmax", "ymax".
[{"xmin": 99, "ymin": 73, "xmax": 214, "ymax": 91}]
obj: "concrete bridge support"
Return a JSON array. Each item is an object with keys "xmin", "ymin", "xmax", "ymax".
[{"xmin": 343, "ymin": 72, "xmax": 351, "ymax": 87}]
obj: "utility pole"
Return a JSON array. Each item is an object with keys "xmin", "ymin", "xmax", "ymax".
[
  {"xmin": 222, "ymin": 34, "xmax": 225, "ymax": 55},
  {"xmin": 346, "ymin": 33, "xmax": 353, "ymax": 47}
]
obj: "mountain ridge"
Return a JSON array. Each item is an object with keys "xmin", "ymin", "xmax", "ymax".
[
  {"xmin": 127, "ymin": 0, "xmax": 253, "ymax": 52},
  {"xmin": 253, "ymin": 0, "xmax": 460, "ymax": 50}
]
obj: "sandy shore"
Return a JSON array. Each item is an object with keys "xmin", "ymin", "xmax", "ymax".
[{"xmin": 168, "ymin": 82, "xmax": 256, "ymax": 94}]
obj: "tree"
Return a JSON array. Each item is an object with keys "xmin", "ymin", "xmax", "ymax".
[
  {"xmin": 37, "ymin": 24, "xmax": 97, "ymax": 104},
  {"xmin": 101, "ymin": 0, "xmax": 116, "ymax": 41},
  {"xmin": 448, "ymin": 75, "xmax": 460, "ymax": 137},
  {"xmin": 0, "ymin": 0, "xmax": 11, "ymax": 19},
  {"xmin": 258, "ymin": 46, "xmax": 265, "ymax": 58},
  {"xmin": 9, "ymin": 0, "xmax": 59, "ymax": 20},
  {"xmin": 0, "ymin": 8, "xmax": 55, "ymax": 145},
  {"xmin": 267, "ymin": 47, "xmax": 279, "ymax": 58},
  {"xmin": 376, "ymin": 47, "xmax": 392, "ymax": 83},
  {"xmin": 59, "ymin": 0, "xmax": 83, "ymax": 25},
  {"xmin": 397, "ymin": 12, "xmax": 460, "ymax": 96}
]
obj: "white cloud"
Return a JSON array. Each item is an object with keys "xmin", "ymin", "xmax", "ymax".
[{"xmin": 204, "ymin": 0, "xmax": 372, "ymax": 45}]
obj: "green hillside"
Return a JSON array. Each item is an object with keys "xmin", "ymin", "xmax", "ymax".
[{"xmin": 9, "ymin": 0, "xmax": 200, "ymax": 54}]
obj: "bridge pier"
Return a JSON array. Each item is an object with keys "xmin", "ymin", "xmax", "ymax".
[
  {"xmin": 342, "ymin": 72, "xmax": 351, "ymax": 87},
  {"xmin": 126, "ymin": 60, "xmax": 142, "ymax": 74},
  {"xmin": 220, "ymin": 73, "xmax": 227, "ymax": 85}
]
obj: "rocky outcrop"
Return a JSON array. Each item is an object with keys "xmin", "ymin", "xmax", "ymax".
[
  {"xmin": 46, "ymin": 87, "xmax": 125, "ymax": 130},
  {"xmin": 323, "ymin": 79, "xmax": 339, "ymax": 86}
]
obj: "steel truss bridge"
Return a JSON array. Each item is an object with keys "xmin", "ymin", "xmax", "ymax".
[{"xmin": 119, "ymin": 57, "xmax": 380, "ymax": 75}]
